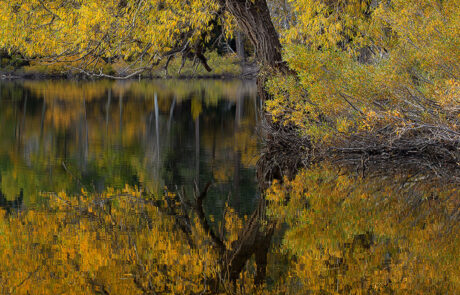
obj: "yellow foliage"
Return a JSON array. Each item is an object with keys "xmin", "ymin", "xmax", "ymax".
[
  {"xmin": 0, "ymin": 0, "xmax": 222, "ymax": 70},
  {"xmin": 0, "ymin": 188, "xmax": 221, "ymax": 294},
  {"xmin": 267, "ymin": 0, "xmax": 459, "ymax": 145},
  {"xmin": 266, "ymin": 164, "xmax": 460, "ymax": 294}
]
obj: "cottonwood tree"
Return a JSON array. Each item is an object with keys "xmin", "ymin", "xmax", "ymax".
[{"xmin": 0, "ymin": 0, "xmax": 284, "ymax": 80}]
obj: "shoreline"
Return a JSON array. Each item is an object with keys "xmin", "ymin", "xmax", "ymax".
[
  {"xmin": 0, "ymin": 71, "xmax": 258, "ymax": 81},
  {"xmin": 0, "ymin": 62, "xmax": 259, "ymax": 81}
]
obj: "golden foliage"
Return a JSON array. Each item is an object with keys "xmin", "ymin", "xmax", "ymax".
[
  {"xmin": 267, "ymin": 0, "xmax": 459, "ymax": 147},
  {"xmin": 266, "ymin": 164, "xmax": 460, "ymax": 294},
  {"xmin": 0, "ymin": 188, "xmax": 220, "ymax": 294},
  {"xmin": 0, "ymin": 0, "xmax": 222, "ymax": 72}
]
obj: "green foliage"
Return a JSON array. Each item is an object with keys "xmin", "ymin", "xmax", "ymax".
[
  {"xmin": 150, "ymin": 52, "xmax": 242, "ymax": 77},
  {"xmin": 0, "ymin": 53, "xmax": 28, "ymax": 72},
  {"xmin": 19, "ymin": 51, "xmax": 242, "ymax": 77}
]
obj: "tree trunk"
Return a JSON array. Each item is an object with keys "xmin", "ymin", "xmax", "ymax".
[
  {"xmin": 223, "ymin": 0, "xmax": 283, "ymax": 70},
  {"xmin": 221, "ymin": 0, "xmax": 288, "ymax": 99},
  {"xmin": 236, "ymin": 30, "xmax": 246, "ymax": 63},
  {"xmin": 212, "ymin": 0, "xmax": 286, "ymax": 286}
]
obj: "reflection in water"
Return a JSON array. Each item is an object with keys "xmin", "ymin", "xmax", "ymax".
[
  {"xmin": 0, "ymin": 79, "xmax": 259, "ymax": 215},
  {"xmin": 0, "ymin": 81, "xmax": 458, "ymax": 294},
  {"xmin": 0, "ymin": 161, "xmax": 457, "ymax": 294},
  {"xmin": 267, "ymin": 163, "xmax": 459, "ymax": 294}
]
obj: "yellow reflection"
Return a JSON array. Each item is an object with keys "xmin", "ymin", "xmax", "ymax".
[{"xmin": 266, "ymin": 164, "xmax": 459, "ymax": 294}]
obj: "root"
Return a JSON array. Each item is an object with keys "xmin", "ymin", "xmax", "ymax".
[
  {"xmin": 256, "ymin": 117, "xmax": 310, "ymax": 190},
  {"xmin": 257, "ymin": 117, "xmax": 460, "ymax": 188}
]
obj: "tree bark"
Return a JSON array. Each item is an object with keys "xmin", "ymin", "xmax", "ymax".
[
  {"xmin": 222, "ymin": 0, "xmax": 284, "ymax": 70},
  {"xmin": 221, "ymin": 0, "xmax": 289, "ymax": 99},
  {"xmin": 235, "ymin": 30, "xmax": 246, "ymax": 63}
]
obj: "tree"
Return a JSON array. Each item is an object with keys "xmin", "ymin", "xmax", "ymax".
[
  {"xmin": 0, "ymin": 0, "xmax": 283, "ymax": 78},
  {"xmin": 221, "ymin": 0, "xmax": 283, "ymax": 69},
  {"xmin": 1, "ymin": 1, "xmax": 458, "ymax": 158},
  {"xmin": 264, "ymin": 0, "xmax": 459, "ymax": 159}
]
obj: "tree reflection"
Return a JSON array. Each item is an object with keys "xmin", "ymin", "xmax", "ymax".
[
  {"xmin": 0, "ymin": 80, "xmax": 259, "ymax": 214},
  {"xmin": 0, "ymin": 158, "xmax": 458, "ymax": 294},
  {"xmin": 266, "ymin": 161, "xmax": 459, "ymax": 294},
  {"xmin": 0, "ymin": 81, "xmax": 458, "ymax": 294},
  {"xmin": 0, "ymin": 183, "xmax": 275, "ymax": 294}
]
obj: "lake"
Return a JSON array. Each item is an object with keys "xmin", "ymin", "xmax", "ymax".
[
  {"xmin": 0, "ymin": 80, "xmax": 458, "ymax": 294},
  {"xmin": 0, "ymin": 79, "xmax": 260, "ymax": 216}
]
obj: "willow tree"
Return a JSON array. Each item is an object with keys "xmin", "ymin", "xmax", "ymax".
[
  {"xmin": 0, "ymin": 0, "xmax": 284, "ymax": 80},
  {"xmin": 1, "ymin": 0, "xmax": 458, "ymax": 159}
]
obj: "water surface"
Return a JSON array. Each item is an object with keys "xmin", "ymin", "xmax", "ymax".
[
  {"xmin": 0, "ymin": 80, "xmax": 458, "ymax": 294},
  {"xmin": 0, "ymin": 79, "xmax": 260, "ymax": 215}
]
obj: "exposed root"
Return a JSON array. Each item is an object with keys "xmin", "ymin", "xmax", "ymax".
[
  {"xmin": 328, "ymin": 127, "xmax": 460, "ymax": 180},
  {"xmin": 256, "ymin": 117, "xmax": 310, "ymax": 190},
  {"xmin": 256, "ymin": 117, "xmax": 460, "ymax": 189}
]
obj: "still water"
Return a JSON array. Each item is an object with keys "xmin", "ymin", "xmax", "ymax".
[
  {"xmin": 0, "ymin": 80, "xmax": 458, "ymax": 294},
  {"xmin": 0, "ymin": 80, "xmax": 260, "ymax": 216}
]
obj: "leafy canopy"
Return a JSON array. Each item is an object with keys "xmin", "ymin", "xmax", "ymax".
[
  {"xmin": 266, "ymin": 0, "xmax": 459, "ymax": 148},
  {"xmin": 0, "ymin": 0, "xmax": 224, "ymax": 73}
]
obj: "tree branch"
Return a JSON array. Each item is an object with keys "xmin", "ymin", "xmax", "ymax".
[{"xmin": 194, "ymin": 182, "xmax": 226, "ymax": 252}]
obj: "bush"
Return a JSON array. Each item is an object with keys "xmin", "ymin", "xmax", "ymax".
[{"xmin": 267, "ymin": 0, "xmax": 459, "ymax": 159}]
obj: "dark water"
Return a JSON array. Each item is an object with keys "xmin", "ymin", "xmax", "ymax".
[
  {"xmin": 0, "ymin": 79, "xmax": 260, "ymax": 215},
  {"xmin": 0, "ymin": 80, "xmax": 458, "ymax": 294}
]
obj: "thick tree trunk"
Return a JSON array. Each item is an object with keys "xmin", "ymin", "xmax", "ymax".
[
  {"xmin": 221, "ymin": 0, "xmax": 288, "ymax": 99},
  {"xmin": 207, "ymin": 0, "xmax": 286, "ymax": 286},
  {"xmin": 222, "ymin": 0, "xmax": 284, "ymax": 70}
]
